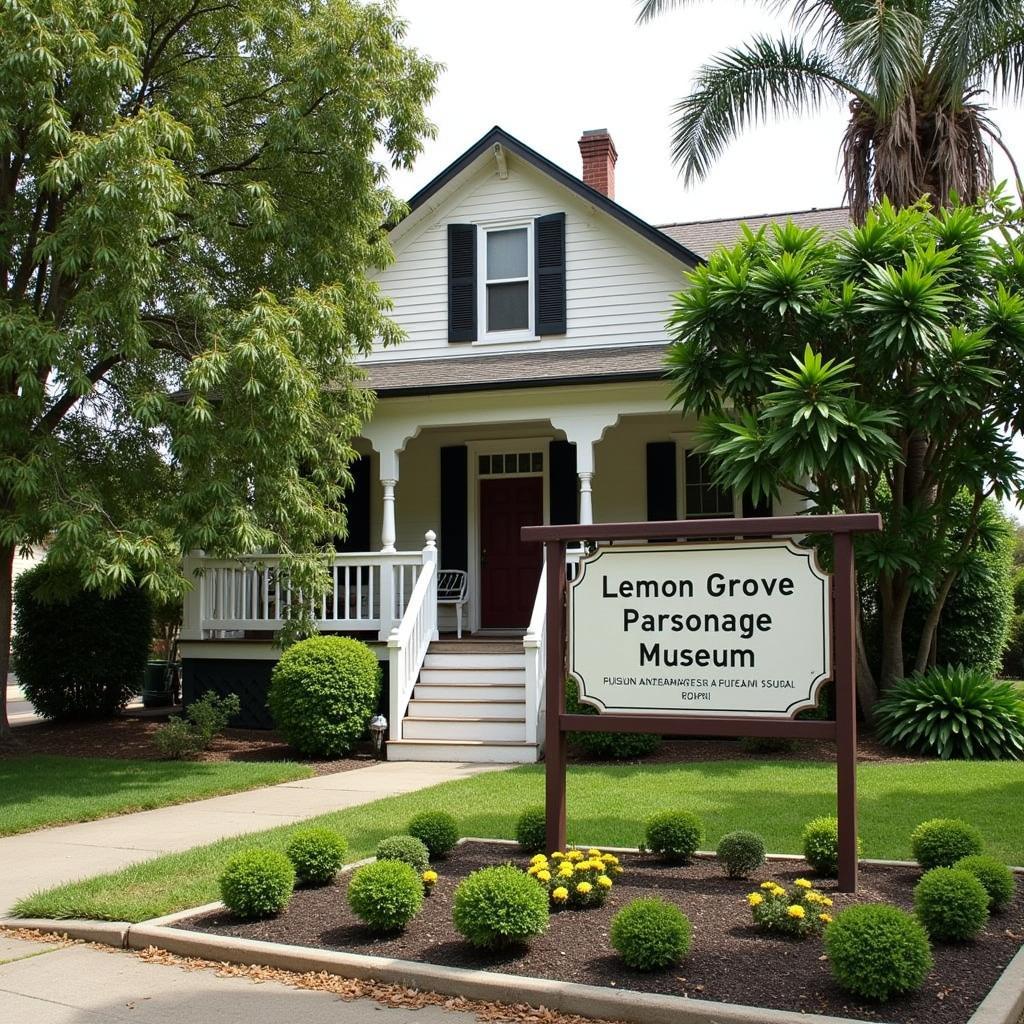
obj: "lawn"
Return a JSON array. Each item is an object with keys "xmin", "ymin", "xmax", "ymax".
[
  {"xmin": 15, "ymin": 758, "xmax": 1023, "ymax": 922},
  {"xmin": 0, "ymin": 755, "xmax": 312, "ymax": 836}
]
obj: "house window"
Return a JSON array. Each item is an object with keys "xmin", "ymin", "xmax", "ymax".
[
  {"xmin": 479, "ymin": 451, "xmax": 543, "ymax": 477},
  {"xmin": 684, "ymin": 450, "xmax": 734, "ymax": 518},
  {"xmin": 484, "ymin": 226, "xmax": 530, "ymax": 333}
]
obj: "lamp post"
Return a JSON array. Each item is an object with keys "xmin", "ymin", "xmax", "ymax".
[{"xmin": 369, "ymin": 713, "xmax": 388, "ymax": 760}]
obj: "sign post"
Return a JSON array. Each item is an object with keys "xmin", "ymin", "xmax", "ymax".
[{"xmin": 522, "ymin": 514, "xmax": 881, "ymax": 893}]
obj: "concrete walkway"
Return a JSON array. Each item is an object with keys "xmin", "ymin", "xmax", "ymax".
[{"xmin": 1, "ymin": 761, "xmax": 506, "ymax": 914}]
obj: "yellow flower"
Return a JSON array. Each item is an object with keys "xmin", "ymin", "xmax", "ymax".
[
  {"xmin": 601, "ymin": 853, "xmax": 619, "ymax": 865},
  {"xmin": 567, "ymin": 850, "xmax": 584, "ymax": 862},
  {"xmin": 537, "ymin": 869, "xmax": 551, "ymax": 882},
  {"xmin": 587, "ymin": 849, "xmax": 602, "ymax": 858},
  {"xmin": 611, "ymin": 864, "xmax": 624, "ymax": 875},
  {"xmin": 747, "ymin": 892, "xmax": 764, "ymax": 906},
  {"xmin": 597, "ymin": 875, "xmax": 613, "ymax": 889},
  {"xmin": 794, "ymin": 878, "xmax": 813, "ymax": 889},
  {"xmin": 822, "ymin": 897, "xmax": 833, "ymax": 907},
  {"xmin": 760, "ymin": 881, "xmax": 775, "ymax": 890},
  {"xmin": 422, "ymin": 870, "xmax": 438, "ymax": 885},
  {"xmin": 559, "ymin": 865, "xmax": 574, "ymax": 878},
  {"xmin": 552, "ymin": 886, "xmax": 569, "ymax": 903},
  {"xmin": 770, "ymin": 885, "xmax": 786, "ymax": 896},
  {"xmin": 551, "ymin": 852, "xmax": 565, "ymax": 861},
  {"xmin": 576, "ymin": 881, "xmax": 593, "ymax": 894},
  {"xmin": 787, "ymin": 905, "xmax": 806, "ymax": 919},
  {"xmin": 530, "ymin": 854, "xmax": 548, "ymax": 866},
  {"xmin": 527, "ymin": 865, "xmax": 539, "ymax": 876},
  {"xmin": 805, "ymin": 892, "xmax": 822, "ymax": 905},
  {"xmin": 819, "ymin": 913, "xmax": 832, "ymax": 924}
]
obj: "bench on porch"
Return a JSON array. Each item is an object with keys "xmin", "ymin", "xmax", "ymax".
[{"xmin": 436, "ymin": 569, "xmax": 468, "ymax": 638}]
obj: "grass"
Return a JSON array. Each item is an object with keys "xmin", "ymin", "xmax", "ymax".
[
  {"xmin": 15, "ymin": 758, "xmax": 1023, "ymax": 922},
  {"xmin": 0, "ymin": 755, "xmax": 312, "ymax": 836}
]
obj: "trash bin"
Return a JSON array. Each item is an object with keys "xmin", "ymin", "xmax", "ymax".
[{"xmin": 142, "ymin": 660, "xmax": 173, "ymax": 708}]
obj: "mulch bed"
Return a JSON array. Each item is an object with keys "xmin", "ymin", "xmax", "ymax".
[{"xmin": 180, "ymin": 840, "xmax": 1024, "ymax": 1024}]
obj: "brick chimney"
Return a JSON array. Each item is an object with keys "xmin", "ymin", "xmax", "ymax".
[{"xmin": 578, "ymin": 129, "xmax": 618, "ymax": 199}]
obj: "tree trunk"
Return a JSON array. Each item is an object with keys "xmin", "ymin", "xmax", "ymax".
[
  {"xmin": 913, "ymin": 568, "xmax": 958, "ymax": 675},
  {"xmin": 0, "ymin": 542, "xmax": 15, "ymax": 742},
  {"xmin": 855, "ymin": 609, "xmax": 878, "ymax": 724},
  {"xmin": 878, "ymin": 576, "xmax": 912, "ymax": 690}
]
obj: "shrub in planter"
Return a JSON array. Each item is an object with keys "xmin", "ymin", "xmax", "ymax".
[
  {"xmin": 801, "ymin": 815, "xmax": 862, "ymax": 877},
  {"xmin": 874, "ymin": 667, "xmax": 1024, "ymax": 760},
  {"xmin": 914, "ymin": 867, "xmax": 989, "ymax": 941},
  {"xmin": 407, "ymin": 811, "xmax": 459, "ymax": 859},
  {"xmin": 747, "ymin": 878, "xmax": 833, "ymax": 938},
  {"xmin": 219, "ymin": 849, "xmax": 295, "ymax": 920},
  {"xmin": 268, "ymin": 636, "xmax": 380, "ymax": 757},
  {"xmin": 824, "ymin": 904, "xmax": 932, "ymax": 1002},
  {"xmin": 529, "ymin": 849, "xmax": 622, "ymax": 909},
  {"xmin": 375, "ymin": 835, "xmax": 430, "ymax": 873},
  {"xmin": 453, "ymin": 866, "xmax": 550, "ymax": 949},
  {"xmin": 13, "ymin": 560, "xmax": 152, "ymax": 721},
  {"xmin": 953, "ymin": 855, "xmax": 1016, "ymax": 912},
  {"xmin": 347, "ymin": 860, "xmax": 423, "ymax": 933},
  {"xmin": 643, "ymin": 811, "xmax": 703, "ymax": 863},
  {"xmin": 565, "ymin": 678, "xmax": 662, "ymax": 760},
  {"xmin": 910, "ymin": 818, "xmax": 984, "ymax": 869},
  {"xmin": 610, "ymin": 898, "xmax": 692, "ymax": 971},
  {"xmin": 515, "ymin": 806, "xmax": 547, "ymax": 853},
  {"xmin": 286, "ymin": 827, "xmax": 348, "ymax": 887},
  {"xmin": 716, "ymin": 831, "xmax": 766, "ymax": 878}
]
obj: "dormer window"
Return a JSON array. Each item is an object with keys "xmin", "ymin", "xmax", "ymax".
[{"xmin": 484, "ymin": 225, "xmax": 531, "ymax": 333}]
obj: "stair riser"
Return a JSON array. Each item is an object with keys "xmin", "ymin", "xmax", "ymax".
[
  {"xmin": 387, "ymin": 742, "xmax": 538, "ymax": 764},
  {"xmin": 419, "ymin": 668, "xmax": 526, "ymax": 685},
  {"xmin": 423, "ymin": 653, "xmax": 524, "ymax": 670},
  {"xmin": 414, "ymin": 684, "xmax": 526, "ymax": 701},
  {"xmin": 408, "ymin": 699, "xmax": 525, "ymax": 719},
  {"xmin": 402, "ymin": 718, "xmax": 526, "ymax": 741}
]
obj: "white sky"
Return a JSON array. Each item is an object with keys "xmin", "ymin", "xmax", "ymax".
[{"xmin": 389, "ymin": 0, "xmax": 1024, "ymax": 226}]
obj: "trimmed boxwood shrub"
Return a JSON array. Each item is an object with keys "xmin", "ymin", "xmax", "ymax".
[
  {"xmin": 13, "ymin": 560, "xmax": 152, "ymax": 720},
  {"xmin": 914, "ymin": 867, "xmax": 989, "ymax": 941},
  {"xmin": 268, "ymin": 636, "xmax": 380, "ymax": 757},
  {"xmin": 375, "ymin": 834, "xmax": 430, "ymax": 873},
  {"xmin": 802, "ymin": 815, "xmax": 862, "ymax": 877},
  {"xmin": 285, "ymin": 827, "xmax": 348, "ymax": 887},
  {"xmin": 453, "ymin": 866, "xmax": 550, "ymax": 949},
  {"xmin": 716, "ymin": 831, "xmax": 766, "ymax": 879},
  {"xmin": 219, "ymin": 849, "xmax": 295, "ymax": 920},
  {"xmin": 910, "ymin": 818, "xmax": 984, "ymax": 869},
  {"xmin": 610, "ymin": 898, "xmax": 692, "ymax": 971},
  {"xmin": 953, "ymin": 855, "xmax": 1016, "ymax": 912},
  {"xmin": 515, "ymin": 806, "xmax": 547, "ymax": 853},
  {"xmin": 407, "ymin": 811, "xmax": 459, "ymax": 859},
  {"xmin": 347, "ymin": 860, "xmax": 423, "ymax": 933},
  {"xmin": 825, "ymin": 904, "xmax": 932, "ymax": 1001},
  {"xmin": 644, "ymin": 810, "xmax": 703, "ymax": 863},
  {"xmin": 565, "ymin": 678, "xmax": 662, "ymax": 760}
]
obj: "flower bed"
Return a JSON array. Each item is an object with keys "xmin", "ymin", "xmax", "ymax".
[{"xmin": 175, "ymin": 840, "xmax": 1024, "ymax": 1024}]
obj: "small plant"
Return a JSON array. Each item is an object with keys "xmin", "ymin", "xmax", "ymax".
[
  {"xmin": 407, "ymin": 811, "xmax": 459, "ymax": 859},
  {"xmin": 610, "ymin": 898, "xmax": 692, "ymax": 971},
  {"xmin": 375, "ymin": 835, "xmax": 430, "ymax": 873},
  {"xmin": 347, "ymin": 860, "xmax": 423, "ymax": 933},
  {"xmin": 801, "ymin": 815, "xmax": 861, "ymax": 877},
  {"xmin": 565, "ymin": 678, "xmax": 662, "ymax": 760},
  {"xmin": 953, "ymin": 855, "xmax": 1016, "ymax": 912},
  {"xmin": 913, "ymin": 867, "xmax": 989, "ymax": 941},
  {"xmin": 422, "ymin": 869, "xmax": 438, "ymax": 895},
  {"xmin": 529, "ymin": 848, "xmax": 622, "ymax": 909},
  {"xmin": 910, "ymin": 818, "xmax": 984, "ymax": 869},
  {"xmin": 643, "ymin": 810, "xmax": 703, "ymax": 863},
  {"xmin": 874, "ymin": 666, "xmax": 1024, "ymax": 760},
  {"xmin": 285, "ymin": 827, "xmax": 348, "ymax": 887},
  {"xmin": 154, "ymin": 692, "xmax": 241, "ymax": 759},
  {"xmin": 824, "ymin": 904, "xmax": 932, "ymax": 1002},
  {"xmin": 716, "ymin": 831, "xmax": 766, "ymax": 878},
  {"xmin": 219, "ymin": 849, "xmax": 295, "ymax": 920},
  {"xmin": 746, "ymin": 878, "xmax": 833, "ymax": 938},
  {"xmin": 453, "ymin": 865, "xmax": 550, "ymax": 949},
  {"xmin": 515, "ymin": 806, "xmax": 547, "ymax": 853},
  {"xmin": 152, "ymin": 716, "xmax": 203, "ymax": 759}
]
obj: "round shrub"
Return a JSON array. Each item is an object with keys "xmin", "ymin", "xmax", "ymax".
[
  {"xmin": 910, "ymin": 818, "xmax": 984, "ymax": 869},
  {"xmin": 375, "ymin": 834, "xmax": 430, "ymax": 873},
  {"xmin": 285, "ymin": 827, "xmax": 347, "ymax": 887},
  {"xmin": 565, "ymin": 678, "xmax": 662, "ymax": 760},
  {"xmin": 515, "ymin": 806, "xmax": 547, "ymax": 853},
  {"xmin": 802, "ymin": 815, "xmax": 861, "ymax": 877},
  {"xmin": 219, "ymin": 849, "xmax": 295, "ymax": 920},
  {"xmin": 914, "ymin": 867, "xmax": 989, "ymax": 941},
  {"xmin": 953, "ymin": 855, "xmax": 1016, "ymax": 912},
  {"xmin": 610, "ymin": 898, "xmax": 692, "ymax": 971},
  {"xmin": 453, "ymin": 866, "xmax": 550, "ymax": 949},
  {"xmin": 407, "ymin": 811, "xmax": 459, "ymax": 859},
  {"xmin": 13, "ymin": 560, "xmax": 152, "ymax": 721},
  {"xmin": 824, "ymin": 904, "xmax": 932, "ymax": 1001},
  {"xmin": 716, "ymin": 831, "xmax": 766, "ymax": 879},
  {"xmin": 268, "ymin": 636, "xmax": 380, "ymax": 757},
  {"xmin": 644, "ymin": 811, "xmax": 703, "ymax": 863},
  {"xmin": 347, "ymin": 860, "xmax": 423, "ymax": 933}
]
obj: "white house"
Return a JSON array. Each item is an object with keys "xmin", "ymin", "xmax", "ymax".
[{"xmin": 179, "ymin": 127, "xmax": 846, "ymax": 762}]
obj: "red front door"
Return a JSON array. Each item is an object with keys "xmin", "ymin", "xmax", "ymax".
[{"xmin": 480, "ymin": 476, "xmax": 544, "ymax": 628}]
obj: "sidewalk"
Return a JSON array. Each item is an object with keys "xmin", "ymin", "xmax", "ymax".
[{"xmin": 0, "ymin": 761, "xmax": 506, "ymax": 914}]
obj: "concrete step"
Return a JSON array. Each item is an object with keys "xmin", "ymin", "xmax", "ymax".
[
  {"xmin": 407, "ymin": 698, "xmax": 526, "ymax": 719},
  {"xmin": 414, "ymin": 682, "xmax": 526, "ymax": 701},
  {"xmin": 387, "ymin": 738, "xmax": 539, "ymax": 763},
  {"xmin": 419, "ymin": 666, "xmax": 526, "ymax": 685},
  {"xmin": 401, "ymin": 716, "xmax": 526, "ymax": 742},
  {"xmin": 429, "ymin": 640, "xmax": 523, "ymax": 655},
  {"xmin": 423, "ymin": 652, "xmax": 524, "ymax": 670}
]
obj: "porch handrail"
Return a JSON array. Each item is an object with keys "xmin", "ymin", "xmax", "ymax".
[{"xmin": 387, "ymin": 532, "xmax": 439, "ymax": 742}]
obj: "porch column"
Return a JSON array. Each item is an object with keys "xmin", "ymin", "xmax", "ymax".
[
  {"xmin": 381, "ymin": 479, "xmax": 397, "ymax": 553},
  {"xmin": 578, "ymin": 471, "xmax": 594, "ymax": 525},
  {"xmin": 551, "ymin": 412, "xmax": 616, "ymax": 527}
]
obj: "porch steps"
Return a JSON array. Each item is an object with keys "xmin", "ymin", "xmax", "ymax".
[{"xmin": 387, "ymin": 640, "xmax": 539, "ymax": 764}]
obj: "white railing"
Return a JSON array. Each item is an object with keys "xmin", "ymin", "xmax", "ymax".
[{"xmin": 388, "ymin": 533, "xmax": 439, "ymax": 741}]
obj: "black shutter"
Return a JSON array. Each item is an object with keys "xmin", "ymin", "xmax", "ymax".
[
  {"xmin": 439, "ymin": 446, "xmax": 468, "ymax": 570},
  {"xmin": 549, "ymin": 440, "xmax": 577, "ymax": 525},
  {"xmin": 336, "ymin": 455, "xmax": 370, "ymax": 551},
  {"xmin": 646, "ymin": 442, "xmax": 677, "ymax": 521},
  {"xmin": 742, "ymin": 489, "xmax": 773, "ymax": 518},
  {"xmin": 447, "ymin": 224, "xmax": 476, "ymax": 342},
  {"xmin": 534, "ymin": 213, "xmax": 566, "ymax": 335}
]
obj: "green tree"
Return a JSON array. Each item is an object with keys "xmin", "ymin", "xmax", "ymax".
[
  {"xmin": 0, "ymin": 0, "xmax": 438, "ymax": 735},
  {"xmin": 664, "ymin": 198, "xmax": 1024, "ymax": 714},
  {"xmin": 637, "ymin": 0, "xmax": 1024, "ymax": 220}
]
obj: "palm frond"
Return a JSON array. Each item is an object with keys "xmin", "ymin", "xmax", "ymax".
[
  {"xmin": 633, "ymin": 0, "xmax": 725, "ymax": 25},
  {"xmin": 841, "ymin": 5, "xmax": 924, "ymax": 116}
]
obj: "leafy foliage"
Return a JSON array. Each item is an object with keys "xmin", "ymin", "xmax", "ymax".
[
  {"xmin": 407, "ymin": 811, "xmax": 459, "ymax": 859},
  {"xmin": 452, "ymin": 866, "xmax": 550, "ymax": 949},
  {"xmin": 802, "ymin": 815, "xmax": 862, "ymax": 876},
  {"xmin": 565, "ymin": 678, "xmax": 662, "ymax": 760},
  {"xmin": 154, "ymin": 691, "xmax": 241, "ymax": 759},
  {"xmin": 515, "ymin": 806, "xmax": 547, "ymax": 853},
  {"xmin": 644, "ymin": 810, "xmax": 703, "ymax": 863},
  {"xmin": 953, "ymin": 855, "xmax": 1016, "ymax": 913},
  {"xmin": 824, "ymin": 904, "xmax": 933, "ymax": 1001},
  {"xmin": 218, "ymin": 849, "xmax": 294, "ymax": 920},
  {"xmin": 528, "ymin": 849, "xmax": 621, "ymax": 909},
  {"xmin": 1002, "ymin": 614, "xmax": 1024, "ymax": 679},
  {"xmin": 375, "ymin": 834, "xmax": 430, "ymax": 874},
  {"xmin": 913, "ymin": 867, "xmax": 990, "ymax": 940},
  {"xmin": 875, "ymin": 668, "xmax": 1024, "ymax": 760},
  {"xmin": 610, "ymin": 898, "xmax": 692, "ymax": 971},
  {"xmin": 347, "ymin": 859, "xmax": 423, "ymax": 934},
  {"xmin": 747, "ymin": 878, "xmax": 833, "ymax": 937},
  {"xmin": 285, "ymin": 827, "xmax": 347, "ymax": 887},
  {"xmin": 910, "ymin": 818, "xmax": 985, "ymax": 869},
  {"xmin": 716, "ymin": 830, "xmax": 766, "ymax": 878}
]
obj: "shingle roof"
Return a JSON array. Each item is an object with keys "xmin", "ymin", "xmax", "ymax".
[
  {"xmin": 658, "ymin": 207, "xmax": 850, "ymax": 260},
  {"xmin": 363, "ymin": 343, "xmax": 669, "ymax": 397}
]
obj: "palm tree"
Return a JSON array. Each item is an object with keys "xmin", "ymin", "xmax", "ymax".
[{"xmin": 637, "ymin": 0, "xmax": 1024, "ymax": 220}]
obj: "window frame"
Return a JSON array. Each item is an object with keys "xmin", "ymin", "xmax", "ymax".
[
  {"xmin": 670, "ymin": 433, "xmax": 740, "ymax": 519},
  {"xmin": 477, "ymin": 220, "xmax": 535, "ymax": 342}
]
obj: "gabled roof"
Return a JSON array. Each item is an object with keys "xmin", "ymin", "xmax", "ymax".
[{"xmin": 401, "ymin": 126, "xmax": 702, "ymax": 268}]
